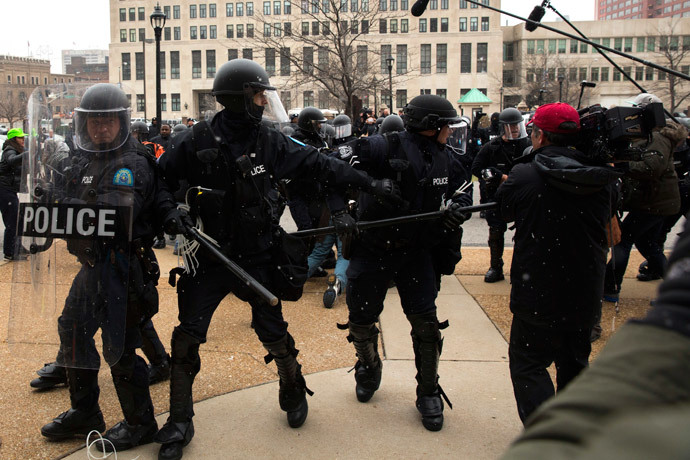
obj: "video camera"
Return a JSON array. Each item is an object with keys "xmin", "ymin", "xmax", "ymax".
[{"xmin": 578, "ymin": 102, "xmax": 666, "ymax": 163}]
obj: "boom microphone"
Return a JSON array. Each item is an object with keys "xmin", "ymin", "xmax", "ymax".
[
  {"xmin": 580, "ymin": 81, "xmax": 597, "ymax": 87},
  {"xmin": 525, "ymin": 5, "xmax": 546, "ymax": 32},
  {"xmin": 411, "ymin": 0, "xmax": 430, "ymax": 17}
]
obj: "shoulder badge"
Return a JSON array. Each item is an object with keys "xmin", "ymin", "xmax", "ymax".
[{"xmin": 113, "ymin": 168, "xmax": 134, "ymax": 187}]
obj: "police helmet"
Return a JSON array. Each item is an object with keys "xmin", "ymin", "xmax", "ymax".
[
  {"xmin": 333, "ymin": 114, "xmax": 352, "ymax": 139},
  {"xmin": 403, "ymin": 95, "xmax": 461, "ymax": 132},
  {"xmin": 172, "ymin": 124, "xmax": 187, "ymax": 136},
  {"xmin": 211, "ymin": 59, "xmax": 288, "ymax": 123},
  {"xmin": 298, "ymin": 107, "xmax": 327, "ymax": 134},
  {"xmin": 498, "ymin": 107, "xmax": 527, "ymax": 140},
  {"xmin": 379, "ymin": 114, "xmax": 405, "ymax": 134},
  {"xmin": 74, "ymin": 83, "xmax": 131, "ymax": 153}
]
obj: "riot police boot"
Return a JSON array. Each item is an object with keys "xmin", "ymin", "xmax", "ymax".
[
  {"xmin": 263, "ymin": 334, "xmax": 313, "ymax": 428},
  {"xmin": 348, "ymin": 322, "xmax": 383, "ymax": 403},
  {"xmin": 408, "ymin": 312, "xmax": 452, "ymax": 432},
  {"xmin": 96, "ymin": 420, "xmax": 158, "ymax": 453},
  {"xmin": 637, "ymin": 260, "xmax": 662, "ymax": 281},
  {"xmin": 41, "ymin": 408, "xmax": 106, "ymax": 440},
  {"xmin": 323, "ymin": 274, "xmax": 342, "ymax": 309},
  {"xmin": 30, "ymin": 361, "xmax": 67, "ymax": 390},
  {"xmin": 155, "ymin": 328, "xmax": 201, "ymax": 459},
  {"xmin": 149, "ymin": 354, "xmax": 171, "ymax": 385},
  {"xmin": 484, "ymin": 229, "xmax": 505, "ymax": 283},
  {"xmin": 42, "ymin": 367, "xmax": 104, "ymax": 440}
]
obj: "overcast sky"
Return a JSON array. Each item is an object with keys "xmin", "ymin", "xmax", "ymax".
[{"xmin": 0, "ymin": 0, "xmax": 595, "ymax": 73}]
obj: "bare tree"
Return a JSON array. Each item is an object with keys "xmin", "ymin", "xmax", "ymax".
[
  {"xmin": 242, "ymin": 0, "xmax": 413, "ymax": 118},
  {"xmin": 648, "ymin": 20, "xmax": 690, "ymax": 114},
  {"xmin": 518, "ymin": 53, "xmax": 599, "ymax": 110},
  {"xmin": 0, "ymin": 85, "xmax": 28, "ymax": 128}
]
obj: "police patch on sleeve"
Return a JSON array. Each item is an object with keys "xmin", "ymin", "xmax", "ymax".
[
  {"xmin": 113, "ymin": 168, "xmax": 134, "ymax": 187},
  {"xmin": 338, "ymin": 145, "xmax": 353, "ymax": 160}
]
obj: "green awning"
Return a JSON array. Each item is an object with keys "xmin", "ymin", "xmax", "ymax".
[{"xmin": 457, "ymin": 88, "xmax": 492, "ymax": 104}]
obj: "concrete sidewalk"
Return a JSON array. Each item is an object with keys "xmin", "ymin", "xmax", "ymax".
[{"xmin": 63, "ymin": 276, "xmax": 521, "ymax": 460}]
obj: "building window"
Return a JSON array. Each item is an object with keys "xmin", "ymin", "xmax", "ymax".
[
  {"xmin": 120, "ymin": 8, "xmax": 126, "ymax": 21},
  {"xmin": 281, "ymin": 91, "xmax": 291, "ymax": 110},
  {"xmin": 210, "ymin": 3, "xmax": 217, "ymax": 16},
  {"xmin": 303, "ymin": 91, "xmax": 314, "ymax": 107},
  {"xmin": 171, "ymin": 51, "xmax": 180, "ymax": 79},
  {"xmin": 237, "ymin": 24, "xmax": 244, "ymax": 37},
  {"xmin": 173, "ymin": 5, "xmax": 180, "ymax": 18},
  {"xmin": 380, "ymin": 19, "xmax": 387, "ymax": 33},
  {"xmin": 136, "ymin": 94, "xmax": 145, "ymax": 112},
  {"xmin": 161, "ymin": 94, "xmax": 167, "ymax": 112},
  {"xmin": 396, "ymin": 89, "xmax": 407, "ymax": 108},
  {"xmin": 601, "ymin": 67, "xmax": 609, "ymax": 81},
  {"xmin": 246, "ymin": 2, "xmax": 252, "ymax": 15},
  {"xmin": 558, "ymin": 39, "xmax": 566, "ymax": 53},
  {"xmin": 243, "ymin": 48, "xmax": 253, "ymax": 59},
  {"xmin": 160, "ymin": 51, "xmax": 166, "ymax": 79},
  {"xmin": 264, "ymin": 1, "xmax": 271, "ymax": 14},
  {"xmin": 459, "ymin": 17, "xmax": 467, "ymax": 32},
  {"xmin": 437, "ymin": 43, "xmax": 447, "ymax": 73},
  {"xmin": 190, "ymin": 26, "xmax": 197, "ymax": 39},
  {"xmin": 192, "ymin": 50, "xmax": 202, "ymax": 78},
  {"xmin": 390, "ymin": 19, "xmax": 397, "ymax": 33},
  {"xmin": 441, "ymin": 17, "xmax": 448, "ymax": 32},
  {"xmin": 190, "ymin": 4, "xmax": 197, "ymax": 18},
  {"xmin": 460, "ymin": 42, "xmax": 471, "ymax": 73},
  {"xmin": 129, "ymin": 8, "xmax": 135, "ymax": 21},
  {"xmin": 200, "ymin": 25, "xmax": 207, "ymax": 39},
  {"xmin": 248, "ymin": 24, "xmax": 255, "ymax": 37},
  {"xmin": 397, "ymin": 44, "xmax": 407, "ymax": 74},
  {"xmin": 138, "ymin": 7, "xmax": 145, "ymax": 20},
  {"xmin": 227, "ymin": 2, "xmax": 234, "ymax": 16},
  {"xmin": 236, "ymin": 2, "xmax": 244, "ymax": 15},
  {"xmin": 171, "ymin": 93, "xmax": 181, "ymax": 111},
  {"xmin": 401, "ymin": 19, "xmax": 407, "ymax": 33},
  {"xmin": 504, "ymin": 42, "xmax": 514, "ymax": 61},
  {"xmin": 477, "ymin": 42, "xmax": 487, "ymax": 73},
  {"xmin": 227, "ymin": 24, "xmax": 234, "ymax": 38},
  {"xmin": 139, "ymin": 28, "xmax": 146, "ymax": 41},
  {"xmin": 280, "ymin": 48, "xmax": 290, "ymax": 76},
  {"xmin": 284, "ymin": 0, "xmax": 291, "ymax": 13},
  {"xmin": 135, "ymin": 52, "xmax": 144, "ymax": 80},
  {"xmin": 481, "ymin": 16, "xmax": 489, "ymax": 31},
  {"xmin": 228, "ymin": 49, "xmax": 239, "ymax": 60},
  {"xmin": 130, "ymin": 29, "xmax": 137, "ymax": 42},
  {"xmin": 312, "ymin": 21, "xmax": 319, "ymax": 35},
  {"xmin": 266, "ymin": 48, "xmax": 276, "ymax": 76},
  {"xmin": 200, "ymin": 4, "xmax": 207, "ymax": 17},
  {"xmin": 380, "ymin": 45, "xmax": 391, "ymax": 72},
  {"xmin": 122, "ymin": 53, "xmax": 131, "ymax": 80},
  {"xmin": 264, "ymin": 23, "xmax": 271, "ymax": 37},
  {"xmin": 164, "ymin": 27, "xmax": 171, "ymax": 40},
  {"xmin": 430, "ymin": 18, "xmax": 437, "ymax": 32},
  {"xmin": 210, "ymin": 25, "xmax": 217, "ymax": 38},
  {"xmin": 120, "ymin": 29, "xmax": 127, "ymax": 42},
  {"xmin": 470, "ymin": 17, "xmax": 477, "ymax": 31},
  {"xmin": 590, "ymin": 67, "xmax": 599, "ymax": 81},
  {"xmin": 420, "ymin": 44, "xmax": 431, "ymax": 74},
  {"xmin": 207, "ymin": 50, "xmax": 216, "ymax": 77},
  {"xmin": 274, "ymin": 0, "xmax": 281, "ymax": 14},
  {"xmin": 436, "ymin": 89, "xmax": 447, "ymax": 99},
  {"xmin": 174, "ymin": 27, "xmax": 181, "ymax": 40},
  {"xmin": 419, "ymin": 18, "xmax": 427, "ymax": 32}
]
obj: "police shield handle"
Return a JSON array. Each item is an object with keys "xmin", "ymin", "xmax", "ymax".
[
  {"xmin": 291, "ymin": 202, "xmax": 498, "ymax": 238},
  {"xmin": 186, "ymin": 227, "xmax": 280, "ymax": 307}
]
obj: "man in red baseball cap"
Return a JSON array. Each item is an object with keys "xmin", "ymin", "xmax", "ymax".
[{"xmin": 493, "ymin": 102, "xmax": 621, "ymax": 423}]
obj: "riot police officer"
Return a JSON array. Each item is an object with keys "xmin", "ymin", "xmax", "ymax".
[
  {"xmin": 333, "ymin": 114, "xmax": 357, "ymax": 146},
  {"xmin": 335, "ymin": 94, "xmax": 473, "ymax": 431},
  {"xmin": 471, "ymin": 107, "xmax": 531, "ymax": 283},
  {"xmin": 40, "ymin": 84, "xmax": 176, "ymax": 452},
  {"xmin": 156, "ymin": 59, "xmax": 399, "ymax": 460}
]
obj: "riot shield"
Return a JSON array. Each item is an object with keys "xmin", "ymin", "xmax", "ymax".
[{"xmin": 8, "ymin": 83, "xmax": 134, "ymax": 369}]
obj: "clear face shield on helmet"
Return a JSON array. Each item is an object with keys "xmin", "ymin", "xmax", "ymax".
[
  {"xmin": 446, "ymin": 119, "xmax": 469, "ymax": 154},
  {"xmin": 501, "ymin": 120, "xmax": 528, "ymax": 141},
  {"xmin": 245, "ymin": 86, "xmax": 289, "ymax": 125},
  {"xmin": 334, "ymin": 123, "xmax": 352, "ymax": 139},
  {"xmin": 75, "ymin": 107, "xmax": 131, "ymax": 153}
]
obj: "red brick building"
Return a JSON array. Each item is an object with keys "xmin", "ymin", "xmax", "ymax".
[{"xmin": 596, "ymin": 0, "xmax": 690, "ymax": 20}]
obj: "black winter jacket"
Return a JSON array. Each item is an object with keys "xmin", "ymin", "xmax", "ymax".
[
  {"xmin": 496, "ymin": 145, "xmax": 621, "ymax": 328},
  {"xmin": 0, "ymin": 142, "xmax": 26, "ymax": 192}
]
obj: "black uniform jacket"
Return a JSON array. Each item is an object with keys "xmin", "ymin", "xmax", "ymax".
[
  {"xmin": 495, "ymin": 145, "xmax": 621, "ymax": 328},
  {"xmin": 337, "ymin": 130, "xmax": 472, "ymax": 250},
  {"xmin": 159, "ymin": 110, "xmax": 372, "ymax": 258}
]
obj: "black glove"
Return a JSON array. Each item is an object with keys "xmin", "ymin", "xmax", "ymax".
[
  {"xmin": 481, "ymin": 167, "xmax": 504, "ymax": 192},
  {"xmin": 368, "ymin": 178, "xmax": 403, "ymax": 204},
  {"xmin": 164, "ymin": 208, "xmax": 194, "ymax": 236},
  {"xmin": 442, "ymin": 202, "xmax": 470, "ymax": 231},
  {"xmin": 332, "ymin": 210, "xmax": 357, "ymax": 237}
]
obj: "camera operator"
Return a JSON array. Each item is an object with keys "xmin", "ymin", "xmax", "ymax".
[
  {"xmin": 494, "ymin": 102, "xmax": 619, "ymax": 423},
  {"xmin": 603, "ymin": 93, "xmax": 686, "ymax": 302},
  {"xmin": 471, "ymin": 108, "xmax": 532, "ymax": 283}
]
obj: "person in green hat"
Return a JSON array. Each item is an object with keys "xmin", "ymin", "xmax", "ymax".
[{"xmin": 0, "ymin": 128, "xmax": 27, "ymax": 261}]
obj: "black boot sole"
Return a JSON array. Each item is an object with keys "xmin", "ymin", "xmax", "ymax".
[
  {"xmin": 287, "ymin": 397, "xmax": 308, "ymax": 428},
  {"xmin": 421, "ymin": 415, "xmax": 444, "ymax": 432}
]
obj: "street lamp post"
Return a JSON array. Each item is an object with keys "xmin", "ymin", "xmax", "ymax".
[
  {"xmin": 150, "ymin": 2, "xmax": 166, "ymax": 125},
  {"xmin": 385, "ymin": 56, "xmax": 394, "ymax": 112},
  {"xmin": 558, "ymin": 73, "xmax": 565, "ymax": 101}
]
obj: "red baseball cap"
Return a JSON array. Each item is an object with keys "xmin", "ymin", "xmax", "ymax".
[{"xmin": 528, "ymin": 102, "xmax": 580, "ymax": 134}]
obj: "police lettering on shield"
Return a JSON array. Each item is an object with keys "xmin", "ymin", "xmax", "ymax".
[{"xmin": 19, "ymin": 203, "xmax": 128, "ymax": 239}]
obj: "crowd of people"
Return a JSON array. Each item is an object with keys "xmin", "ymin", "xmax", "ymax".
[{"xmin": 2, "ymin": 56, "xmax": 689, "ymax": 459}]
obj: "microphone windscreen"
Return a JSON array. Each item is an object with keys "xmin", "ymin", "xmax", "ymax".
[
  {"xmin": 411, "ymin": 0, "xmax": 430, "ymax": 17},
  {"xmin": 525, "ymin": 6, "xmax": 546, "ymax": 32},
  {"xmin": 581, "ymin": 81, "xmax": 597, "ymax": 87}
]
